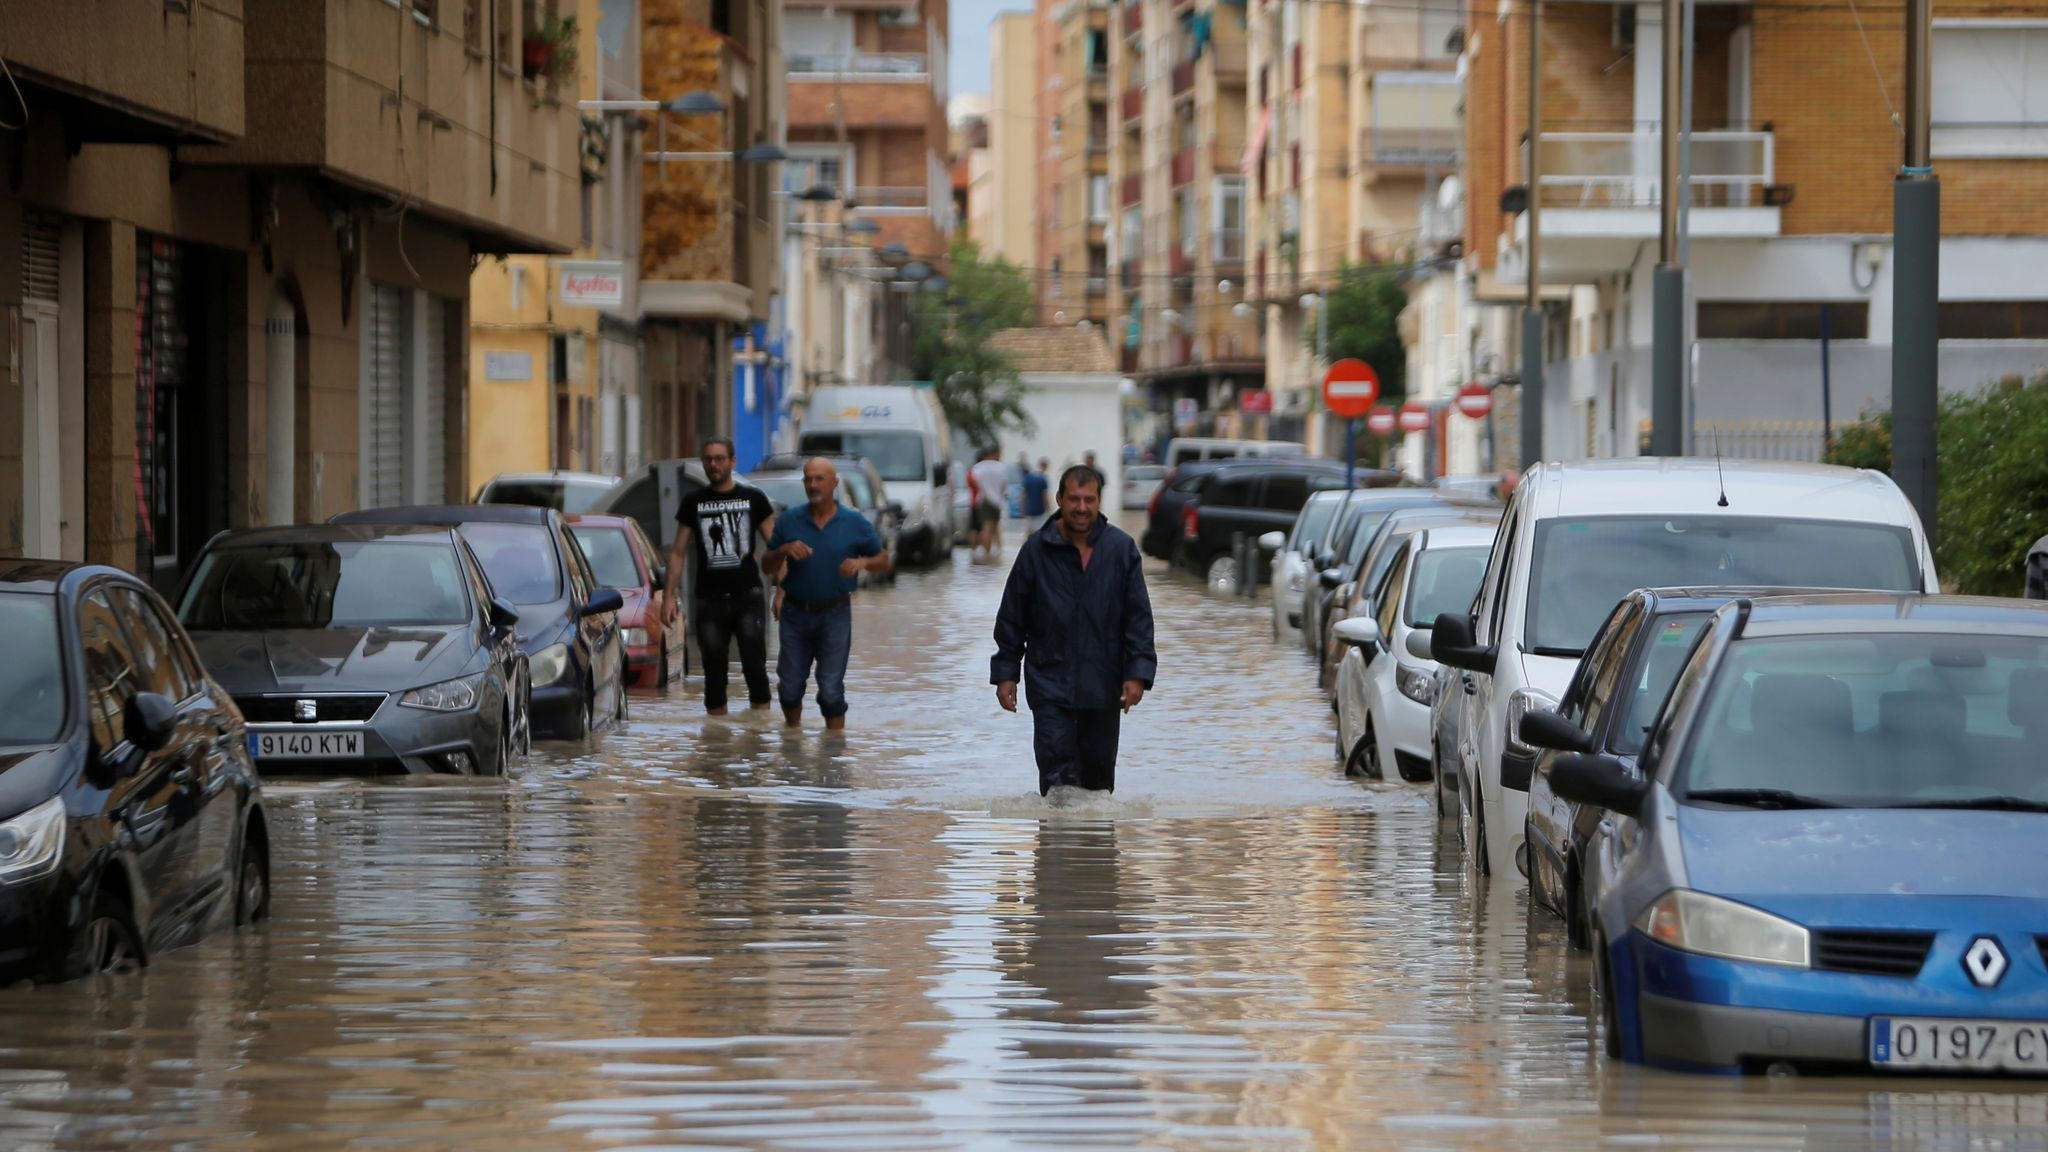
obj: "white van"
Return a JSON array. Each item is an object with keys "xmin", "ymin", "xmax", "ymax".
[
  {"xmin": 1164, "ymin": 438, "xmax": 1309, "ymax": 468},
  {"xmin": 798, "ymin": 385, "xmax": 957, "ymax": 564},
  {"xmin": 1430, "ymin": 459, "xmax": 1939, "ymax": 880}
]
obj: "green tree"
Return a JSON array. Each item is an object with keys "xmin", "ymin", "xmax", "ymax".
[
  {"xmin": 1307, "ymin": 263, "xmax": 1409, "ymax": 404},
  {"xmin": 911, "ymin": 238, "xmax": 1037, "ymax": 450}
]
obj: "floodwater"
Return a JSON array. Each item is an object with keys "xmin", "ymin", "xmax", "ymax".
[{"xmin": 5, "ymin": 520, "xmax": 2047, "ymax": 1151}]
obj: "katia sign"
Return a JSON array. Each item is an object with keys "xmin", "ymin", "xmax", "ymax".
[{"xmin": 558, "ymin": 261, "xmax": 624, "ymax": 307}]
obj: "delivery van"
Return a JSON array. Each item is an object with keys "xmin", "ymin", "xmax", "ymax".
[{"xmin": 798, "ymin": 385, "xmax": 957, "ymax": 565}]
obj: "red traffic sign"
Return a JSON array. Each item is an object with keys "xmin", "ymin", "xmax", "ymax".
[
  {"xmin": 1454, "ymin": 380, "xmax": 1493, "ymax": 420},
  {"xmin": 1322, "ymin": 359, "xmax": 1380, "ymax": 419},
  {"xmin": 1365, "ymin": 408, "xmax": 1397, "ymax": 437},
  {"xmin": 1398, "ymin": 401, "xmax": 1432, "ymax": 434},
  {"xmin": 1239, "ymin": 389, "xmax": 1273, "ymax": 415}
]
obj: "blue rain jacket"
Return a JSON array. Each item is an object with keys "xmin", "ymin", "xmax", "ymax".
[{"xmin": 992, "ymin": 515, "xmax": 1157, "ymax": 710}]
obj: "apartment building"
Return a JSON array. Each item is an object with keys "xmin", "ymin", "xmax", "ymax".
[
  {"xmin": 0, "ymin": 0, "xmax": 580, "ymax": 587},
  {"xmin": 975, "ymin": 11, "xmax": 1039, "ymax": 267},
  {"xmin": 1037, "ymin": 0, "xmax": 1114, "ymax": 328},
  {"xmin": 1110, "ymin": 0, "xmax": 1256, "ymax": 445},
  {"xmin": 1468, "ymin": 1, "xmax": 2048, "ymax": 464}
]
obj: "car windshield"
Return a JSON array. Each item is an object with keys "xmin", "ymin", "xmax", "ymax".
[
  {"xmin": 1678, "ymin": 632, "xmax": 2048, "ymax": 808},
  {"xmin": 0, "ymin": 594, "xmax": 65, "ymax": 745},
  {"xmin": 841, "ymin": 469, "xmax": 875, "ymax": 508},
  {"xmin": 1405, "ymin": 547, "xmax": 1490, "ymax": 627},
  {"xmin": 1613, "ymin": 612, "xmax": 1712, "ymax": 754},
  {"xmin": 1293, "ymin": 495, "xmax": 1340, "ymax": 552},
  {"xmin": 1525, "ymin": 516, "xmax": 1919, "ymax": 655},
  {"xmin": 750, "ymin": 474, "xmax": 810, "ymax": 509},
  {"xmin": 800, "ymin": 432, "xmax": 926, "ymax": 481},
  {"xmin": 179, "ymin": 540, "xmax": 470, "ymax": 630},
  {"xmin": 458, "ymin": 522, "xmax": 563, "ymax": 605},
  {"xmin": 483, "ymin": 478, "xmax": 614, "ymax": 514},
  {"xmin": 570, "ymin": 526, "xmax": 640, "ymax": 589}
]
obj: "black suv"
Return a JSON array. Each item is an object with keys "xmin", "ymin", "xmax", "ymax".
[{"xmin": 1176, "ymin": 461, "xmax": 1405, "ymax": 585}]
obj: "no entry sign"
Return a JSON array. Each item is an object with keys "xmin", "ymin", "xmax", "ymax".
[
  {"xmin": 1322, "ymin": 359, "xmax": 1380, "ymax": 419},
  {"xmin": 1366, "ymin": 408, "xmax": 1396, "ymax": 437},
  {"xmin": 1455, "ymin": 380, "xmax": 1493, "ymax": 420},
  {"xmin": 1398, "ymin": 401, "xmax": 1432, "ymax": 433}
]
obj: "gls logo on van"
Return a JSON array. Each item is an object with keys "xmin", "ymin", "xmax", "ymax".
[{"xmin": 837, "ymin": 405, "xmax": 894, "ymax": 419}]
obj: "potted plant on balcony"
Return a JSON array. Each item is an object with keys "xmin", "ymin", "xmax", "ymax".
[{"xmin": 522, "ymin": 11, "xmax": 578, "ymax": 91}]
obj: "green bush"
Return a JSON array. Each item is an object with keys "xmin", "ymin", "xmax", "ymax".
[{"xmin": 1822, "ymin": 372, "xmax": 2048, "ymax": 595}]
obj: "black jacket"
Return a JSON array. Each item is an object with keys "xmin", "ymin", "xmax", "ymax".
[
  {"xmin": 2028, "ymin": 535, "xmax": 2048, "ymax": 600},
  {"xmin": 992, "ymin": 515, "xmax": 1157, "ymax": 710}
]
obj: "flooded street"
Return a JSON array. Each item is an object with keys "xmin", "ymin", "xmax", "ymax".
[{"xmin": 4, "ymin": 522, "xmax": 2047, "ymax": 1151}]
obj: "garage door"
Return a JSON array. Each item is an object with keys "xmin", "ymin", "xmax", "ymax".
[
  {"xmin": 363, "ymin": 283, "xmax": 405, "ymax": 508},
  {"xmin": 419, "ymin": 294, "xmax": 448, "ymax": 503}
]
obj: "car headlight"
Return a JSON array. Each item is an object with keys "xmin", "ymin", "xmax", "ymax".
[
  {"xmin": 624, "ymin": 627, "xmax": 650, "ymax": 647},
  {"xmin": 1634, "ymin": 889, "xmax": 1811, "ymax": 968},
  {"xmin": 530, "ymin": 643, "xmax": 572, "ymax": 687},
  {"xmin": 1396, "ymin": 663, "xmax": 1435, "ymax": 705},
  {"xmin": 400, "ymin": 672, "xmax": 486, "ymax": 713},
  {"xmin": 0, "ymin": 796, "xmax": 66, "ymax": 884},
  {"xmin": 1505, "ymin": 689, "xmax": 1558, "ymax": 757}
]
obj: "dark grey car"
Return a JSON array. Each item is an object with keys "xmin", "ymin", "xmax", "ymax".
[{"xmin": 176, "ymin": 524, "xmax": 530, "ymax": 777}]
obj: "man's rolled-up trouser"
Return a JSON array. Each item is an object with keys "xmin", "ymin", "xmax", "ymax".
[{"xmin": 1031, "ymin": 705, "xmax": 1122, "ymax": 794}]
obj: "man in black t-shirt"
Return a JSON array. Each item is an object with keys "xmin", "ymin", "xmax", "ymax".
[{"xmin": 664, "ymin": 438, "xmax": 777, "ymax": 714}]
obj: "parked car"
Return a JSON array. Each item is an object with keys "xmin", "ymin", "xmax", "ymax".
[
  {"xmin": 1121, "ymin": 464, "xmax": 1168, "ymax": 511},
  {"xmin": 1181, "ymin": 460, "xmax": 1399, "ymax": 586},
  {"xmin": 755, "ymin": 453, "xmax": 902, "ymax": 581},
  {"xmin": 1300, "ymin": 490, "xmax": 1462, "ymax": 665},
  {"xmin": 178, "ymin": 524, "xmax": 531, "ymax": 776},
  {"xmin": 1332, "ymin": 524, "xmax": 1496, "ymax": 781},
  {"xmin": 1430, "ymin": 459, "xmax": 1940, "ymax": 880},
  {"xmin": 1140, "ymin": 461, "xmax": 1235, "ymax": 562},
  {"xmin": 1260, "ymin": 489, "xmax": 1353, "ymax": 643},
  {"xmin": 477, "ymin": 471, "xmax": 621, "ymax": 514},
  {"xmin": 589, "ymin": 458, "xmax": 726, "ymax": 556},
  {"xmin": 1319, "ymin": 504, "xmax": 1502, "ymax": 692},
  {"xmin": 0, "ymin": 561, "xmax": 269, "ymax": 984},
  {"xmin": 1523, "ymin": 585, "xmax": 1811, "ymax": 947},
  {"xmin": 567, "ymin": 514, "xmax": 686, "ymax": 690},
  {"xmin": 1538, "ymin": 592, "xmax": 2048, "ymax": 1074},
  {"xmin": 798, "ymin": 384, "xmax": 957, "ymax": 564},
  {"xmin": 331, "ymin": 505, "xmax": 626, "ymax": 740},
  {"xmin": 1163, "ymin": 437, "xmax": 1309, "ymax": 468}
]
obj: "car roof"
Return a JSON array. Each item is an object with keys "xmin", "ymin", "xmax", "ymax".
[
  {"xmin": 1526, "ymin": 458, "xmax": 1911, "ymax": 523},
  {"xmin": 1413, "ymin": 524, "xmax": 1499, "ymax": 551},
  {"xmin": 1732, "ymin": 592, "xmax": 2048, "ymax": 638},
  {"xmin": 0, "ymin": 559, "xmax": 79, "ymax": 592},
  {"xmin": 483, "ymin": 471, "xmax": 618, "ymax": 486},
  {"xmin": 564, "ymin": 514, "xmax": 637, "ymax": 529},
  {"xmin": 331, "ymin": 504, "xmax": 556, "ymax": 526},
  {"xmin": 209, "ymin": 523, "xmax": 457, "ymax": 546}
]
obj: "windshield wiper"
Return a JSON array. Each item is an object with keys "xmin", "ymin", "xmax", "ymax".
[
  {"xmin": 1526, "ymin": 645, "xmax": 1585, "ymax": 658},
  {"xmin": 1882, "ymin": 795, "xmax": 2048, "ymax": 814},
  {"xmin": 1685, "ymin": 788, "xmax": 1843, "ymax": 810}
]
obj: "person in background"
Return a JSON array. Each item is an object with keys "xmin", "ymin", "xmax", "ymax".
[
  {"xmin": 1020, "ymin": 458, "xmax": 1051, "ymax": 527},
  {"xmin": 1083, "ymin": 450, "xmax": 1099, "ymax": 474},
  {"xmin": 969, "ymin": 447, "xmax": 1010, "ymax": 563},
  {"xmin": 763, "ymin": 458, "xmax": 892, "ymax": 731},
  {"xmin": 664, "ymin": 437, "xmax": 776, "ymax": 715},
  {"xmin": 2026, "ymin": 533, "xmax": 2048, "ymax": 599}
]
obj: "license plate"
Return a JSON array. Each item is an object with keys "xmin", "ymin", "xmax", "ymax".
[
  {"xmin": 1872, "ymin": 1017, "xmax": 2048, "ymax": 1073},
  {"xmin": 248, "ymin": 730, "xmax": 364, "ymax": 760}
]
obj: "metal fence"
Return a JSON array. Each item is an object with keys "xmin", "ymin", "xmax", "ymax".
[{"xmin": 1688, "ymin": 419, "xmax": 1831, "ymax": 462}]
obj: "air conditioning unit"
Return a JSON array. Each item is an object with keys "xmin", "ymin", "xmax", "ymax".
[{"xmin": 1612, "ymin": 6, "xmax": 1636, "ymax": 52}]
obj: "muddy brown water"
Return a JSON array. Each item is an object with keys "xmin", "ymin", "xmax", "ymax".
[{"xmin": 4, "ymin": 523, "xmax": 2045, "ymax": 1150}]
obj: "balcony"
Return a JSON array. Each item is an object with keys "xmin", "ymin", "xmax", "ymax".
[
  {"xmin": 1212, "ymin": 40, "xmax": 1248, "ymax": 85},
  {"xmin": 1170, "ymin": 247, "xmax": 1193, "ymax": 276},
  {"xmin": 1509, "ymin": 131, "xmax": 1781, "ymax": 280},
  {"xmin": 1172, "ymin": 59, "xmax": 1196, "ymax": 97},
  {"xmin": 1122, "ymin": 172, "xmax": 1143, "ymax": 206},
  {"xmin": 0, "ymin": 0, "xmax": 242, "ymax": 143},
  {"xmin": 788, "ymin": 53, "xmax": 928, "ymax": 79},
  {"xmin": 1171, "ymin": 149, "xmax": 1196, "ymax": 186},
  {"xmin": 1357, "ymin": 2, "xmax": 1464, "ymax": 67},
  {"xmin": 788, "ymin": 55, "xmax": 935, "ymax": 129},
  {"xmin": 1087, "ymin": 276, "xmax": 1109, "ymax": 297},
  {"xmin": 1122, "ymin": 85, "xmax": 1143, "ymax": 121},
  {"xmin": 847, "ymin": 186, "xmax": 930, "ymax": 215},
  {"xmin": 1124, "ymin": 2, "xmax": 1142, "ymax": 38},
  {"xmin": 1213, "ymin": 229, "xmax": 1245, "ymax": 269},
  {"xmin": 1365, "ymin": 72, "xmax": 1461, "ymax": 172}
]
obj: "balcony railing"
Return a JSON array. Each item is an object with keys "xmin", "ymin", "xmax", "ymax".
[
  {"xmin": 1357, "ymin": 3, "xmax": 1464, "ymax": 65},
  {"xmin": 1369, "ymin": 72, "xmax": 1461, "ymax": 168},
  {"xmin": 1122, "ymin": 172, "xmax": 1143, "ymax": 205},
  {"xmin": 1170, "ymin": 247, "xmax": 1193, "ymax": 276},
  {"xmin": 1122, "ymin": 86, "xmax": 1143, "ymax": 121},
  {"xmin": 1537, "ymin": 131, "xmax": 1774, "ymax": 209},
  {"xmin": 1087, "ymin": 276, "xmax": 1109, "ymax": 297},
  {"xmin": 1124, "ymin": 2, "xmax": 1141, "ymax": 37},
  {"xmin": 1213, "ymin": 229, "xmax": 1245, "ymax": 266},
  {"xmin": 788, "ymin": 53, "xmax": 928, "ymax": 79},
  {"xmin": 1212, "ymin": 40, "xmax": 1248, "ymax": 83},
  {"xmin": 1171, "ymin": 149, "xmax": 1196, "ymax": 186},
  {"xmin": 848, "ymin": 186, "xmax": 929, "ymax": 210},
  {"xmin": 1172, "ymin": 59, "xmax": 1196, "ymax": 96}
]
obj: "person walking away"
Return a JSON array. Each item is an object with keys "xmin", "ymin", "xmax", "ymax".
[
  {"xmin": 2027, "ymin": 533, "xmax": 2048, "ymax": 599},
  {"xmin": 969, "ymin": 448, "xmax": 1010, "ymax": 562},
  {"xmin": 763, "ymin": 458, "xmax": 892, "ymax": 730},
  {"xmin": 991, "ymin": 465, "xmax": 1156, "ymax": 795},
  {"xmin": 1020, "ymin": 458, "xmax": 1051, "ymax": 527},
  {"xmin": 665, "ymin": 438, "xmax": 776, "ymax": 715}
]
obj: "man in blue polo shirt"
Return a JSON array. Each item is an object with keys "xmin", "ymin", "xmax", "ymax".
[{"xmin": 763, "ymin": 457, "xmax": 892, "ymax": 730}]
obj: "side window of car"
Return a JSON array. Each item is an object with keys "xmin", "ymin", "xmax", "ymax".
[
  {"xmin": 556, "ymin": 524, "xmax": 591, "ymax": 601},
  {"xmin": 1477, "ymin": 501, "xmax": 1521, "ymax": 645},
  {"xmin": 609, "ymin": 474, "xmax": 660, "ymax": 542},
  {"xmin": 1308, "ymin": 474, "xmax": 1351, "ymax": 492},
  {"xmin": 1561, "ymin": 600, "xmax": 1631, "ymax": 724},
  {"xmin": 461, "ymin": 545, "xmax": 495, "ymax": 619},
  {"xmin": 1260, "ymin": 473, "xmax": 1309, "ymax": 511},
  {"xmin": 112, "ymin": 588, "xmax": 200, "ymax": 703},
  {"xmin": 1578, "ymin": 603, "xmax": 1645, "ymax": 737},
  {"xmin": 1207, "ymin": 474, "xmax": 1257, "ymax": 510},
  {"xmin": 1375, "ymin": 543, "xmax": 1411, "ymax": 638},
  {"xmin": 1644, "ymin": 624, "xmax": 1718, "ymax": 780},
  {"xmin": 79, "ymin": 589, "xmax": 142, "ymax": 753}
]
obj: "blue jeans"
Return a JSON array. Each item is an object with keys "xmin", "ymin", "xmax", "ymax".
[{"xmin": 777, "ymin": 601, "xmax": 853, "ymax": 718}]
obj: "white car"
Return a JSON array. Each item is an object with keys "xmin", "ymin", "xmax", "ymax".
[
  {"xmin": 1260, "ymin": 489, "xmax": 1352, "ymax": 643},
  {"xmin": 1122, "ymin": 464, "xmax": 1168, "ymax": 511},
  {"xmin": 1332, "ymin": 525, "xmax": 1496, "ymax": 781},
  {"xmin": 1430, "ymin": 459, "xmax": 1940, "ymax": 881}
]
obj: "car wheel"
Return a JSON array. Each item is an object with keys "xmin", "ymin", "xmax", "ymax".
[
  {"xmin": 1593, "ymin": 930, "xmax": 1623, "ymax": 1059},
  {"xmin": 1433, "ymin": 742, "xmax": 1448, "ymax": 818},
  {"xmin": 84, "ymin": 891, "xmax": 144, "ymax": 975},
  {"xmin": 1205, "ymin": 552, "xmax": 1237, "ymax": 592},
  {"xmin": 1344, "ymin": 735, "xmax": 1374, "ymax": 779},
  {"xmin": 235, "ymin": 831, "xmax": 271, "ymax": 925},
  {"xmin": 489, "ymin": 709, "xmax": 511, "ymax": 777},
  {"xmin": 1470, "ymin": 792, "xmax": 1492, "ymax": 876},
  {"xmin": 513, "ymin": 672, "xmax": 533, "ymax": 757},
  {"xmin": 656, "ymin": 628, "xmax": 671, "ymax": 689},
  {"xmin": 614, "ymin": 675, "xmax": 629, "ymax": 726},
  {"xmin": 1353, "ymin": 720, "xmax": 1383, "ymax": 779},
  {"xmin": 1565, "ymin": 860, "xmax": 1590, "ymax": 952}
]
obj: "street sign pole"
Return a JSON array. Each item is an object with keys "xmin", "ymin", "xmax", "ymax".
[{"xmin": 1345, "ymin": 419, "xmax": 1357, "ymax": 489}]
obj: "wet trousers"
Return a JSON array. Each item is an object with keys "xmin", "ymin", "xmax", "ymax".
[
  {"xmin": 778, "ymin": 601, "xmax": 853, "ymax": 718},
  {"xmin": 694, "ymin": 591, "xmax": 771, "ymax": 711},
  {"xmin": 1031, "ymin": 705, "xmax": 1122, "ymax": 794}
]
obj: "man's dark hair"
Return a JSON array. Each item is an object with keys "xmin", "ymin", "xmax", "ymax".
[
  {"xmin": 700, "ymin": 436, "xmax": 736, "ymax": 459},
  {"xmin": 1058, "ymin": 465, "xmax": 1104, "ymax": 498}
]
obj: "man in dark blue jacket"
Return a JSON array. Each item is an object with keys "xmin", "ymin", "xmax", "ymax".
[{"xmin": 992, "ymin": 465, "xmax": 1157, "ymax": 794}]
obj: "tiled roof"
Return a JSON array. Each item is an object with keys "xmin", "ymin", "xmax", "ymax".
[{"xmin": 986, "ymin": 327, "xmax": 1119, "ymax": 375}]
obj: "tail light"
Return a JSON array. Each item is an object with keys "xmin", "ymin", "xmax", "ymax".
[
  {"xmin": 1182, "ymin": 502, "xmax": 1200, "ymax": 540},
  {"xmin": 1150, "ymin": 467, "xmax": 1177, "ymax": 519}
]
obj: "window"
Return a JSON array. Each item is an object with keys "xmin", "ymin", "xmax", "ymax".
[
  {"xmin": 1177, "ymin": 188, "xmax": 1198, "ymax": 259},
  {"xmin": 1374, "ymin": 544, "xmax": 1409, "ymax": 639},
  {"xmin": 1613, "ymin": 612, "xmax": 1712, "ymax": 755},
  {"xmin": 1697, "ymin": 302, "xmax": 1869, "ymax": 340},
  {"xmin": 1932, "ymin": 24, "xmax": 2048, "ymax": 157},
  {"xmin": 80, "ymin": 590, "xmax": 141, "ymax": 754},
  {"xmin": 1405, "ymin": 546, "xmax": 1492, "ymax": 631},
  {"xmin": 0, "ymin": 594, "xmax": 65, "ymax": 746},
  {"xmin": 1939, "ymin": 301, "xmax": 2048, "ymax": 339},
  {"xmin": 113, "ymin": 588, "xmax": 199, "ymax": 703},
  {"xmin": 1213, "ymin": 176, "xmax": 1244, "ymax": 262},
  {"xmin": 1205, "ymin": 474, "xmax": 1258, "ymax": 509},
  {"xmin": 1088, "ymin": 175, "xmax": 1110, "ymax": 223},
  {"xmin": 1260, "ymin": 473, "xmax": 1309, "ymax": 511}
]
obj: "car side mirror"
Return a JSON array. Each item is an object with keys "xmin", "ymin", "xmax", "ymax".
[
  {"xmin": 1547, "ymin": 752, "xmax": 1649, "ymax": 818},
  {"xmin": 1332, "ymin": 616, "xmax": 1382, "ymax": 655},
  {"xmin": 1404, "ymin": 628, "xmax": 1434, "ymax": 661},
  {"xmin": 125, "ymin": 692, "xmax": 178, "ymax": 754},
  {"xmin": 1520, "ymin": 709, "xmax": 1593, "ymax": 754},
  {"xmin": 1430, "ymin": 612, "xmax": 1498, "ymax": 675},
  {"xmin": 650, "ymin": 565, "xmax": 668, "ymax": 591},
  {"xmin": 1318, "ymin": 569, "xmax": 1342, "ymax": 590},
  {"xmin": 1257, "ymin": 530, "xmax": 1286, "ymax": 553},
  {"xmin": 582, "ymin": 588, "xmax": 624, "ymax": 617},
  {"xmin": 488, "ymin": 597, "xmax": 521, "ymax": 632},
  {"xmin": 1315, "ymin": 552, "xmax": 1335, "ymax": 569}
]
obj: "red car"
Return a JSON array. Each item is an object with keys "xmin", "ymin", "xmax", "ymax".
[{"xmin": 566, "ymin": 514, "xmax": 685, "ymax": 689}]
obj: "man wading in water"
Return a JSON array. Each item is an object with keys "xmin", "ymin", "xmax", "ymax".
[{"xmin": 991, "ymin": 465, "xmax": 1156, "ymax": 795}]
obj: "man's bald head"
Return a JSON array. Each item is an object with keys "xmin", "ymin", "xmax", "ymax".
[{"xmin": 802, "ymin": 456, "xmax": 840, "ymax": 510}]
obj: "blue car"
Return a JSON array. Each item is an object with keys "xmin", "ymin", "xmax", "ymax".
[{"xmin": 1543, "ymin": 593, "xmax": 2048, "ymax": 1075}]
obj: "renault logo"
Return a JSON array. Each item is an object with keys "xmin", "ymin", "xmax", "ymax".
[
  {"xmin": 293, "ymin": 699, "xmax": 318, "ymax": 723},
  {"xmin": 1962, "ymin": 937, "xmax": 2008, "ymax": 988}
]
